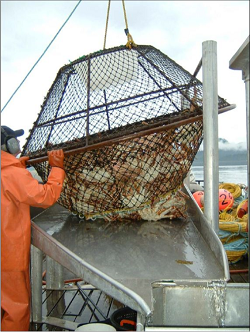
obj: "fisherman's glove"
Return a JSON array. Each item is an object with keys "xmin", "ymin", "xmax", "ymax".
[
  {"xmin": 48, "ymin": 149, "xmax": 64, "ymax": 170},
  {"xmin": 19, "ymin": 156, "xmax": 29, "ymax": 168}
]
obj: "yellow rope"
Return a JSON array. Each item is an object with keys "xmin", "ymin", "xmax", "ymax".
[
  {"xmin": 219, "ymin": 210, "xmax": 235, "ymax": 222},
  {"xmin": 219, "ymin": 221, "xmax": 248, "ymax": 233},
  {"xmin": 103, "ymin": 0, "xmax": 136, "ymax": 50},
  {"xmin": 103, "ymin": 0, "xmax": 111, "ymax": 50},
  {"xmin": 122, "ymin": 0, "xmax": 129, "ymax": 31},
  {"xmin": 219, "ymin": 183, "xmax": 242, "ymax": 198},
  {"xmin": 217, "ymin": 186, "xmax": 248, "ymax": 264},
  {"xmin": 226, "ymin": 250, "xmax": 248, "ymax": 263},
  {"xmin": 122, "ymin": 0, "xmax": 137, "ymax": 49}
]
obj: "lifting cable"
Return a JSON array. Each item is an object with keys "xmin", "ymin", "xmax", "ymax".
[
  {"xmin": 1, "ymin": 0, "xmax": 82, "ymax": 113},
  {"xmin": 122, "ymin": 0, "xmax": 136, "ymax": 49},
  {"xmin": 103, "ymin": 0, "xmax": 111, "ymax": 50},
  {"xmin": 103, "ymin": 0, "xmax": 136, "ymax": 50}
]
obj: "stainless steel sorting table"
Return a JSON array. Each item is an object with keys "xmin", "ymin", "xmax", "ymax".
[{"xmin": 32, "ymin": 185, "xmax": 228, "ymax": 316}]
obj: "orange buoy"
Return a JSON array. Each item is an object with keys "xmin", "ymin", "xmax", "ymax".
[
  {"xmin": 193, "ymin": 191, "xmax": 204, "ymax": 208},
  {"xmin": 237, "ymin": 200, "xmax": 248, "ymax": 218},
  {"xmin": 218, "ymin": 189, "xmax": 234, "ymax": 211}
]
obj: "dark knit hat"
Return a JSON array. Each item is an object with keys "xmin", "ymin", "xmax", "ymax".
[{"xmin": 1, "ymin": 126, "xmax": 24, "ymax": 144}]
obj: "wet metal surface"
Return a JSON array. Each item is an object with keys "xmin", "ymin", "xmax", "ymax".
[{"xmin": 33, "ymin": 203, "xmax": 224, "ymax": 307}]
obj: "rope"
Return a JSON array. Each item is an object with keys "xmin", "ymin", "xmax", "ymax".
[
  {"xmin": 223, "ymin": 238, "xmax": 248, "ymax": 264},
  {"xmin": 122, "ymin": 0, "xmax": 129, "ymax": 31},
  {"xmin": 219, "ymin": 222, "xmax": 248, "ymax": 237},
  {"xmin": 219, "ymin": 183, "xmax": 242, "ymax": 198},
  {"xmin": 219, "ymin": 211, "xmax": 235, "ymax": 222},
  {"xmin": 217, "ymin": 182, "xmax": 248, "ymax": 263},
  {"xmin": 103, "ymin": 0, "xmax": 111, "ymax": 50},
  {"xmin": 226, "ymin": 250, "xmax": 248, "ymax": 264},
  {"xmin": 1, "ymin": 0, "xmax": 82, "ymax": 113},
  {"xmin": 122, "ymin": 0, "xmax": 136, "ymax": 49}
]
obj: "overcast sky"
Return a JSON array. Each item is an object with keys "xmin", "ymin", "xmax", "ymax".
[{"xmin": 1, "ymin": 1, "xmax": 249, "ymax": 149}]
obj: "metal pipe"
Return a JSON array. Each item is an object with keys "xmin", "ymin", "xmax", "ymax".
[
  {"xmin": 33, "ymin": 86, "xmax": 186, "ymax": 128},
  {"xmin": 192, "ymin": 58, "xmax": 202, "ymax": 78},
  {"xmin": 31, "ymin": 245, "xmax": 43, "ymax": 323},
  {"xmin": 26, "ymin": 104, "xmax": 235, "ymax": 166},
  {"xmin": 86, "ymin": 56, "xmax": 91, "ymax": 146},
  {"xmin": 229, "ymin": 269, "xmax": 248, "ymax": 274},
  {"xmin": 136, "ymin": 48, "xmax": 198, "ymax": 109},
  {"xmin": 137, "ymin": 312, "xmax": 146, "ymax": 331},
  {"xmin": 202, "ymin": 40, "xmax": 219, "ymax": 233},
  {"xmin": 76, "ymin": 282, "xmax": 107, "ymax": 320}
]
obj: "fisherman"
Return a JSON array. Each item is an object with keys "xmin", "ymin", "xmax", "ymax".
[{"xmin": 1, "ymin": 125, "xmax": 65, "ymax": 331}]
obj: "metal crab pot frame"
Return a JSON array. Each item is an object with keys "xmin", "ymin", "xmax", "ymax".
[{"xmin": 23, "ymin": 44, "xmax": 230, "ymax": 220}]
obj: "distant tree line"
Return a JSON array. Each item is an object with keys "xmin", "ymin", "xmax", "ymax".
[{"xmin": 193, "ymin": 149, "xmax": 247, "ymax": 166}]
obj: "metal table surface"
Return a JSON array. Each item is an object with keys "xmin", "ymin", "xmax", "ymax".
[{"xmin": 32, "ymin": 202, "xmax": 224, "ymax": 309}]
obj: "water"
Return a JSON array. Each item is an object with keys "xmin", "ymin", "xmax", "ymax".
[{"xmin": 191, "ymin": 165, "xmax": 247, "ymax": 186}]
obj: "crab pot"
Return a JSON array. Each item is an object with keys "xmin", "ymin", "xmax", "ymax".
[{"xmin": 22, "ymin": 45, "xmax": 230, "ymax": 220}]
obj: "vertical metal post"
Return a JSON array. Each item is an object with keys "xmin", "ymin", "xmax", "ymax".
[
  {"xmin": 31, "ymin": 245, "xmax": 43, "ymax": 322},
  {"xmin": 46, "ymin": 256, "xmax": 64, "ymax": 289},
  {"xmin": 136, "ymin": 312, "xmax": 145, "ymax": 331},
  {"xmin": 202, "ymin": 40, "xmax": 219, "ymax": 234}
]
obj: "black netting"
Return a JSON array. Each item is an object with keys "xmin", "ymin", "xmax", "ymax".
[{"xmin": 22, "ymin": 45, "xmax": 230, "ymax": 220}]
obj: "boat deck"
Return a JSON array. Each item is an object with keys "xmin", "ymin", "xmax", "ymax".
[{"xmin": 228, "ymin": 256, "xmax": 249, "ymax": 283}]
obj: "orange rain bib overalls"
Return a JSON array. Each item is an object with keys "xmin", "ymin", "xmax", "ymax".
[{"xmin": 1, "ymin": 150, "xmax": 65, "ymax": 331}]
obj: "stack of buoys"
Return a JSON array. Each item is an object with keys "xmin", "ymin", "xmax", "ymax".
[{"xmin": 192, "ymin": 183, "xmax": 248, "ymax": 264}]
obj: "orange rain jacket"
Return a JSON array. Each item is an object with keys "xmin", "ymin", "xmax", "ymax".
[{"xmin": 1, "ymin": 150, "xmax": 65, "ymax": 331}]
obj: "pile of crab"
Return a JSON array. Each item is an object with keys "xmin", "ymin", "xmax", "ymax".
[{"xmin": 58, "ymin": 122, "xmax": 200, "ymax": 221}]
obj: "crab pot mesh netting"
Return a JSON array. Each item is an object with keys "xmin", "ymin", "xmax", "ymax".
[{"xmin": 22, "ymin": 45, "xmax": 230, "ymax": 221}]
